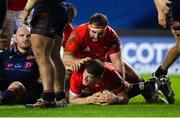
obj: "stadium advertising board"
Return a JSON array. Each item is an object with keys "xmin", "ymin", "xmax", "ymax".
[{"xmin": 121, "ymin": 36, "xmax": 180, "ymax": 74}]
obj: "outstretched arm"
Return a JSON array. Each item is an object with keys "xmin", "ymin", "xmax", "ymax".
[
  {"xmin": 64, "ymin": 52, "xmax": 91, "ymax": 72},
  {"xmin": 110, "ymin": 51, "xmax": 125, "ymax": 79}
]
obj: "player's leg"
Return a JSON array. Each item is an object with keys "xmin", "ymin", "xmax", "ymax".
[
  {"xmin": 123, "ymin": 61, "xmax": 164, "ymax": 103},
  {"xmin": 25, "ymin": 12, "xmax": 57, "ymax": 108},
  {"xmin": 51, "ymin": 36, "xmax": 67, "ymax": 106},
  {"xmin": 153, "ymin": 24, "xmax": 180, "ymax": 104},
  {"xmin": 30, "ymin": 33, "xmax": 56, "ymax": 107},
  {"xmin": 0, "ymin": 81, "xmax": 26, "ymax": 105},
  {"xmin": 126, "ymin": 78, "xmax": 167, "ymax": 104},
  {"xmin": 51, "ymin": 3, "xmax": 68, "ymax": 106},
  {"xmin": 23, "ymin": 82, "xmax": 43, "ymax": 104},
  {"xmin": 124, "ymin": 61, "xmax": 143, "ymax": 83}
]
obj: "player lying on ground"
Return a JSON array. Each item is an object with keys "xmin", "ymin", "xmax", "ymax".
[{"xmin": 68, "ymin": 59, "xmax": 169, "ymax": 105}]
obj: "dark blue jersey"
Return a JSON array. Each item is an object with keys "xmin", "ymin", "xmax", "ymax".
[{"xmin": 0, "ymin": 48, "xmax": 39, "ymax": 87}]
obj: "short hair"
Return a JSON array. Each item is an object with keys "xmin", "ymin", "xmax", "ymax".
[
  {"xmin": 89, "ymin": 13, "xmax": 108, "ymax": 27},
  {"xmin": 85, "ymin": 59, "xmax": 105, "ymax": 77},
  {"xmin": 64, "ymin": 2, "xmax": 77, "ymax": 23}
]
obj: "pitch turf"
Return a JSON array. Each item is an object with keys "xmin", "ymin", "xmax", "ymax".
[{"xmin": 0, "ymin": 74, "xmax": 179, "ymax": 117}]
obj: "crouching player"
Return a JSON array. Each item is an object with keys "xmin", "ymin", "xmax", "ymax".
[{"xmin": 68, "ymin": 59, "xmax": 167, "ymax": 105}]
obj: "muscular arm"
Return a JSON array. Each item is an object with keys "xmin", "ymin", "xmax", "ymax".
[
  {"xmin": 63, "ymin": 52, "xmax": 79, "ymax": 66},
  {"xmin": 109, "ymin": 51, "xmax": 125, "ymax": 79}
]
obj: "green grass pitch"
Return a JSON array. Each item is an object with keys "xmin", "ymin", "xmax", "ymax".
[{"xmin": 0, "ymin": 74, "xmax": 179, "ymax": 117}]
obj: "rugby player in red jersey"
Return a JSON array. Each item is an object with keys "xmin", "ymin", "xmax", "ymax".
[{"xmin": 69, "ymin": 59, "xmax": 167, "ymax": 105}]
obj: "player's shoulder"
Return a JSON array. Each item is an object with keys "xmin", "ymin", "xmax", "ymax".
[
  {"xmin": 106, "ymin": 26, "xmax": 118, "ymax": 36},
  {"xmin": 74, "ymin": 23, "xmax": 88, "ymax": 31}
]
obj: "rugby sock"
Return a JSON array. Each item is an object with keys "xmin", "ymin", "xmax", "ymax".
[
  {"xmin": 127, "ymin": 82, "xmax": 153, "ymax": 99},
  {"xmin": 142, "ymin": 80, "xmax": 156, "ymax": 102},
  {"xmin": 127, "ymin": 83, "xmax": 143, "ymax": 98},
  {"xmin": 55, "ymin": 91, "xmax": 65, "ymax": 101},
  {"xmin": 42, "ymin": 92, "xmax": 55, "ymax": 102},
  {"xmin": 155, "ymin": 66, "xmax": 168, "ymax": 78},
  {"xmin": 1, "ymin": 90, "xmax": 15, "ymax": 104}
]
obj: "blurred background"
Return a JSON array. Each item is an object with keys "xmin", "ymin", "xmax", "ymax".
[{"xmin": 69, "ymin": 0, "xmax": 180, "ymax": 74}]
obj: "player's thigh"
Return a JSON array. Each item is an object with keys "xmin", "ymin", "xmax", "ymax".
[{"xmin": 31, "ymin": 34, "xmax": 55, "ymax": 56}]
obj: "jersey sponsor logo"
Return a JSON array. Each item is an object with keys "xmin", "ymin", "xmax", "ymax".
[
  {"xmin": 121, "ymin": 36, "xmax": 180, "ymax": 74},
  {"xmin": 5, "ymin": 62, "xmax": 33, "ymax": 71}
]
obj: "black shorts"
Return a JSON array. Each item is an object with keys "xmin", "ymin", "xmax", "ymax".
[{"xmin": 30, "ymin": 1, "xmax": 68, "ymax": 38}]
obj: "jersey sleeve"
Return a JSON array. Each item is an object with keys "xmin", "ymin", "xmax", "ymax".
[
  {"xmin": 64, "ymin": 31, "xmax": 81, "ymax": 55},
  {"xmin": 62, "ymin": 23, "xmax": 74, "ymax": 48},
  {"xmin": 70, "ymin": 73, "xmax": 82, "ymax": 95}
]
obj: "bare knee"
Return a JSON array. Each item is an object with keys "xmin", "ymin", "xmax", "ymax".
[{"xmin": 8, "ymin": 81, "xmax": 26, "ymax": 96}]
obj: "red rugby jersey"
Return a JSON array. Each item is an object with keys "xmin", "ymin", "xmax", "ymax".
[
  {"xmin": 62, "ymin": 23, "xmax": 74, "ymax": 48},
  {"xmin": 8, "ymin": 0, "xmax": 27, "ymax": 11},
  {"xmin": 70, "ymin": 64, "xmax": 124, "ymax": 95}
]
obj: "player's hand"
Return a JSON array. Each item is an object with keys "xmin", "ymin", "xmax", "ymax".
[
  {"xmin": 86, "ymin": 91, "xmax": 104, "ymax": 104},
  {"xmin": 155, "ymin": 0, "xmax": 171, "ymax": 14},
  {"xmin": 68, "ymin": 57, "xmax": 91, "ymax": 72},
  {"xmin": 20, "ymin": 9, "xmax": 30, "ymax": 24},
  {"xmin": 97, "ymin": 90, "xmax": 118, "ymax": 105},
  {"xmin": 158, "ymin": 12, "xmax": 167, "ymax": 28},
  {"xmin": 88, "ymin": 90, "xmax": 118, "ymax": 105}
]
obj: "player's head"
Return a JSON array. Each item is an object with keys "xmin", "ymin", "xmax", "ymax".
[
  {"xmin": 83, "ymin": 59, "xmax": 105, "ymax": 85},
  {"xmin": 64, "ymin": 2, "xmax": 77, "ymax": 23},
  {"xmin": 88, "ymin": 13, "xmax": 108, "ymax": 42},
  {"xmin": 16, "ymin": 26, "xmax": 31, "ymax": 50}
]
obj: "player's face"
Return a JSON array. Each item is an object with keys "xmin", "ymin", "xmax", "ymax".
[
  {"xmin": 88, "ymin": 26, "xmax": 106, "ymax": 42},
  {"xmin": 83, "ymin": 70, "xmax": 101, "ymax": 85},
  {"xmin": 16, "ymin": 27, "xmax": 31, "ymax": 50}
]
